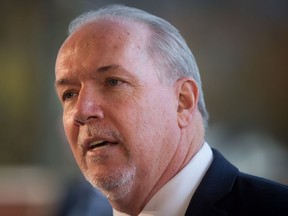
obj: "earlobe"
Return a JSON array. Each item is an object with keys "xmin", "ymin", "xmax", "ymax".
[{"xmin": 176, "ymin": 78, "xmax": 199, "ymax": 128}]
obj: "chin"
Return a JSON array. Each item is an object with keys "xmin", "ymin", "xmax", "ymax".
[{"xmin": 84, "ymin": 164, "xmax": 136, "ymax": 201}]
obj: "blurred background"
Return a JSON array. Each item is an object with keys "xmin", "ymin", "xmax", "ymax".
[{"xmin": 1, "ymin": 0, "xmax": 288, "ymax": 215}]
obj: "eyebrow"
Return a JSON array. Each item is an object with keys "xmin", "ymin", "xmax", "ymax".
[
  {"xmin": 97, "ymin": 64, "xmax": 120, "ymax": 73},
  {"xmin": 54, "ymin": 64, "xmax": 122, "ymax": 88},
  {"xmin": 55, "ymin": 78, "xmax": 74, "ymax": 88}
]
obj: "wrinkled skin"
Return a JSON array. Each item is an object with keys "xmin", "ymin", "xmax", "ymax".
[{"xmin": 55, "ymin": 20, "xmax": 202, "ymax": 215}]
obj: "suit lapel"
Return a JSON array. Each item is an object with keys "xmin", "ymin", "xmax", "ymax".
[{"xmin": 185, "ymin": 149, "xmax": 238, "ymax": 216}]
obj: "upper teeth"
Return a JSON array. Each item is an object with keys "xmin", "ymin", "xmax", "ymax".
[{"xmin": 90, "ymin": 140, "xmax": 104, "ymax": 147}]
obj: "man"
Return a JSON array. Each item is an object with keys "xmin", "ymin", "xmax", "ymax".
[{"xmin": 55, "ymin": 4, "xmax": 288, "ymax": 216}]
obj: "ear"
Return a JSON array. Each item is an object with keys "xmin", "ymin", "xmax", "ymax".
[{"xmin": 176, "ymin": 78, "xmax": 199, "ymax": 128}]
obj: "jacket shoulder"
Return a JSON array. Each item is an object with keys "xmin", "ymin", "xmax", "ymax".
[
  {"xmin": 186, "ymin": 148, "xmax": 288, "ymax": 216},
  {"xmin": 214, "ymin": 156, "xmax": 288, "ymax": 215}
]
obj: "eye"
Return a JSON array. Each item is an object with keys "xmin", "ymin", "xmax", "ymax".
[
  {"xmin": 62, "ymin": 91, "xmax": 77, "ymax": 102},
  {"xmin": 106, "ymin": 78, "xmax": 124, "ymax": 87}
]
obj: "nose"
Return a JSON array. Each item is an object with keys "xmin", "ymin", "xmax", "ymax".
[{"xmin": 73, "ymin": 86, "xmax": 104, "ymax": 126}]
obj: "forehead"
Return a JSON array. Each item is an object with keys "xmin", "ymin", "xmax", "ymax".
[
  {"xmin": 56, "ymin": 20, "xmax": 150, "ymax": 73},
  {"xmin": 54, "ymin": 19, "xmax": 164, "ymax": 87},
  {"xmin": 60, "ymin": 20, "xmax": 149, "ymax": 56}
]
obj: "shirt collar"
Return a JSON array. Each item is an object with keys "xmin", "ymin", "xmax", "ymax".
[{"xmin": 113, "ymin": 142, "xmax": 213, "ymax": 216}]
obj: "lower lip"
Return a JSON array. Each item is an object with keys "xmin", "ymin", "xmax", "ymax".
[{"xmin": 86, "ymin": 142, "xmax": 117, "ymax": 156}]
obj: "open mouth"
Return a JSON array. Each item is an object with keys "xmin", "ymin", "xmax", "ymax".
[{"xmin": 88, "ymin": 140, "xmax": 116, "ymax": 150}]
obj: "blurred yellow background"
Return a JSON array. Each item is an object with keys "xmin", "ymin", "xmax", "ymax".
[{"xmin": 1, "ymin": 0, "xmax": 288, "ymax": 215}]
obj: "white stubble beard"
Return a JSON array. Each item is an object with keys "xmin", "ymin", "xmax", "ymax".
[
  {"xmin": 82, "ymin": 158, "xmax": 136, "ymax": 201},
  {"xmin": 77, "ymin": 124, "xmax": 136, "ymax": 200}
]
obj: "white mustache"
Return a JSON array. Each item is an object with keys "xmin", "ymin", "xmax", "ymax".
[{"xmin": 78, "ymin": 123, "xmax": 122, "ymax": 147}]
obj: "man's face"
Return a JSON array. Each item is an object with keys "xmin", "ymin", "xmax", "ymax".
[{"xmin": 55, "ymin": 21, "xmax": 181, "ymax": 200}]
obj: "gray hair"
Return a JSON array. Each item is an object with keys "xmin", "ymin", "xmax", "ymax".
[{"xmin": 68, "ymin": 4, "xmax": 209, "ymax": 126}]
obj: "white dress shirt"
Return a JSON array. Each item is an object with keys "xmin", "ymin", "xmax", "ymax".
[{"xmin": 113, "ymin": 142, "xmax": 213, "ymax": 216}]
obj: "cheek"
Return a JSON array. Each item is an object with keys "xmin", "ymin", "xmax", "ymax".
[
  {"xmin": 123, "ymin": 93, "xmax": 178, "ymax": 157},
  {"xmin": 62, "ymin": 112, "xmax": 78, "ymax": 148},
  {"xmin": 124, "ymin": 107, "xmax": 179, "ymax": 179}
]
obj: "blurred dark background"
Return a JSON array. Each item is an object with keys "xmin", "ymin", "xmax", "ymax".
[{"xmin": 0, "ymin": 0, "xmax": 287, "ymax": 215}]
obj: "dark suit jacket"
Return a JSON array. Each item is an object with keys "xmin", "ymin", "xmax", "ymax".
[{"xmin": 185, "ymin": 149, "xmax": 288, "ymax": 216}]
